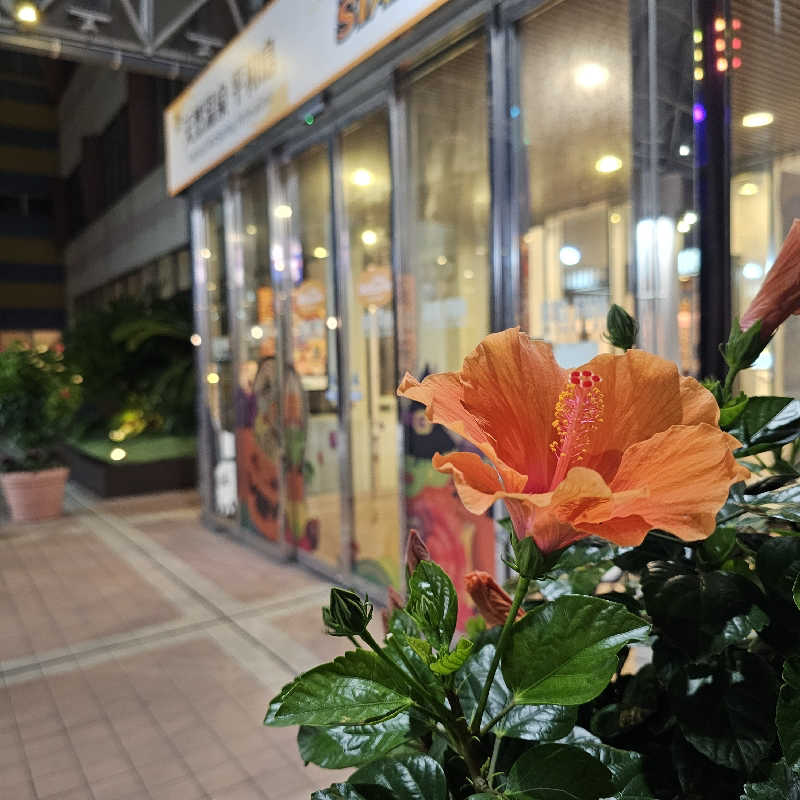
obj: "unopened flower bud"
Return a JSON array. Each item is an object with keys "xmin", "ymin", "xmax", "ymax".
[
  {"xmin": 405, "ymin": 529, "xmax": 431, "ymax": 573},
  {"xmin": 604, "ymin": 304, "xmax": 638, "ymax": 351},
  {"xmin": 465, "ymin": 571, "xmax": 525, "ymax": 627},
  {"xmin": 323, "ymin": 587, "xmax": 373, "ymax": 637}
]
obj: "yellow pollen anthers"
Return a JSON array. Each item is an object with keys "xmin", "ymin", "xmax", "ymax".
[{"xmin": 549, "ymin": 369, "xmax": 604, "ymax": 489}]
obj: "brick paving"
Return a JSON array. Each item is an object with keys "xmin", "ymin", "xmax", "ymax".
[{"xmin": 0, "ymin": 488, "xmax": 360, "ymax": 800}]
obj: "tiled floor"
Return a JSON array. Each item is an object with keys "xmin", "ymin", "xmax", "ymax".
[{"xmin": 0, "ymin": 487, "xmax": 362, "ymax": 800}]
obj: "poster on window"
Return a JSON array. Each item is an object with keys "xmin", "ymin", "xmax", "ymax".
[{"xmin": 292, "ymin": 279, "xmax": 327, "ymax": 381}]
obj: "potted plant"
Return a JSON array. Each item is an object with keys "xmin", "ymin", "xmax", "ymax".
[{"xmin": 0, "ymin": 342, "xmax": 82, "ymax": 521}]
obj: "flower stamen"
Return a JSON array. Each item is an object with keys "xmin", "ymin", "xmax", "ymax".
[{"xmin": 549, "ymin": 370, "xmax": 604, "ymax": 490}]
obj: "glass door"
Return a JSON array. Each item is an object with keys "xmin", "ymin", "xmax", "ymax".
[
  {"xmin": 198, "ymin": 200, "xmax": 237, "ymax": 518},
  {"xmin": 341, "ymin": 111, "xmax": 402, "ymax": 588},
  {"xmin": 281, "ymin": 143, "xmax": 344, "ymax": 570}
]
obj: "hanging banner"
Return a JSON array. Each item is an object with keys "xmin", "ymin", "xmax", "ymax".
[{"xmin": 165, "ymin": 0, "xmax": 451, "ymax": 195}]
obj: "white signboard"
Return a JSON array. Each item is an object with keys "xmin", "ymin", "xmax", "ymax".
[{"xmin": 165, "ymin": 0, "xmax": 450, "ymax": 195}]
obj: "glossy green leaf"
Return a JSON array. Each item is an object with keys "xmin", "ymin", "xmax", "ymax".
[
  {"xmin": 430, "ymin": 638, "xmax": 474, "ymax": 676},
  {"xmin": 757, "ymin": 537, "xmax": 800, "ymax": 605},
  {"xmin": 505, "ymin": 743, "xmax": 615, "ymax": 799},
  {"xmin": 777, "ymin": 658, "xmax": 800, "ymax": 769},
  {"xmin": 297, "ymin": 712, "xmax": 424, "ymax": 768},
  {"xmin": 676, "ymin": 650, "xmax": 777, "ymax": 773},
  {"xmin": 406, "ymin": 636, "xmax": 433, "ymax": 665},
  {"xmin": 456, "ymin": 644, "xmax": 576, "ymax": 740},
  {"xmin": 569, "ymin": 741, "xmax": 656, "ymax": 799},
  {"xmin": 385, "ymin": 631, "xmax": 446, "ymax": 702},
  {"xmin": 406, "ymin": 561, "xmax": 458, "ymax": 650},
  {"xmin": 350, "ymin": 753, "xmax": 447, "ymax": 800},
  {"xmin": 311, "ymin": 784, "xmax": 371, "ymax": 800},
  {"xmin": 699, "ymin": 526, "xmax": 738, "ymax": 568},
  {"xmin": 794, "ymin": 574, "xmax": 800, "ymax": 611},
  {"xmin": 719, "ymin": 394, "xmax": 749, "ymax": 429},
  {"xmin": 268, "ymin": 649, "xmax": 413, "ymax": 727},
  {"xmin": 741, "ymin": 760, "xmax": 800, "ymax": 800},
  {"xmin": 728, "ymin": 396, "xmax": 796, "ymax": 456},
  {"xmin": 502, "ymin": 595, "xmax": 650, "ymax": 705}
]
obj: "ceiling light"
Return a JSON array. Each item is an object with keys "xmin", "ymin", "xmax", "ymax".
[
  {"xmin": 326, "ymin": 316, "xmax": 338, "ymax": 330},
  {"xmin": 559, "ymin": 245, "xmax": 581, "ymax": 266},
  {"xmin": 595, "ymin": 155, "xmax": 622, "ymax": 174},
  {"xmin": 679, "ymin": 144, "xmax": 691, "ymax": 156},
  {"xmin": 250, "ymin": 325, "xmax": 263, "ymax": 340},
  {"xmin": 463, "ymin": 269, "xmax": 474, "ymax": 279},
  {"xmin": 683, "ymin": 211, "xmax": 698, "ymax": 225},
  {"xmin": 313, "ymin": 246, "xmax": 328, "ymax": 258},
  {"xmin": 361, "ymin": 230, "xmax": 377, "ymax": 246},
  {"xmin": 206, "ymin": 372, "xmax": 220, "ymax": 384},
  {"xmin": 609, "ymin": 212, "xmax": 622, "ymax": 224},
  {"xmin": 109, "ymin": 448, "xmax": 127, "ymax": 462},
  {"xmin": 351, "ymin": 168, "xmax": 372, "ymax": 186},
  {"xmin": 738, "ymin": 182, "xmax": 759, "ymax": 196},
  {"xmin": 15, "ymin": 2, "xmax": 38, "ymax": 23},
  {"xmin": 677, "ymin": 219, "xmax": 691, "ymax": 234},
  {"xmin": 742, "ymin": 262, "xmax": 763, "ymax": 280},
  {"xmin": 742, "ymin": 112, "xmax": 774, "ymax": 128},
  {"xmin": 199, "ymin": 248, "xmax": 211, "ymax": 259},
  {"xmin": 274, "ymin": 204, "xmax": 292, "ymax": 219},
  {"xmin": 574, "ymin": 63, "xmax": 609, "ymax": 89},
  {"xmin": 436, "ymin": 255, "xmax": 447, "ymax": 266},
  {"xmin": 246, "ymin": 224, "xmax": 257, "ymax": 235},
  {"xmin": 190, "ymin": 333, "xmax": 202, "ymax": 347}
]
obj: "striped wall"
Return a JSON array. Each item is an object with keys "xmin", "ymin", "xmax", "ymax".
[{"xmin": 0, "ymin": 51, "xmax": 64, "ymax": 331}]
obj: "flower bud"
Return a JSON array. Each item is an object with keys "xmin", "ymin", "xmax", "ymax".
[
  {"xmin": 740, "ymin": 218, "xmax": 800, "ymax": 343},
  {"xmin": 322, "ymin": 587, "xmax": 373, "ymax": 637},
  {"xmin": 405, "ymin": 529, "xmax": 431, "ymax": 573},
  {"xmin": 604, "ymin": 304, "xmax": 638, "ymax": 351},
  {"xmin": 465, "ymin": 571, "xmax": 525, "ymax": 627}
]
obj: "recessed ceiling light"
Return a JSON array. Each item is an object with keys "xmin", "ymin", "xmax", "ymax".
[
  {"xmin": 15, "ymin": 2, "xmax": 39, "ymax": 23},
  {"xmin": 313, "ymin": 246, "xmax": 328, "ymax": 259},
  {"xmin": 274, "ymin": 204, "xmax": 292, "ymax": 219},
  {"xmin": 742, "ymin": 262, "xmax": 763, "ymax": 280},
  {"xmin": 609, "ymin": 212, "xmax": 622, "ymax": 224},
  {"xmin": 351, "ymin": 168, "xmax": 372, "ymax": 186},
  {"xmin": 361, "ymin": 230, "xmax": 377, "ymax": 246},
  {"xmin": 559, "ymin": 245, "xmax": 581, "ymax": 266},
  {"xmin": 679, "ymin": 144, "xmax": 691, "ymax": 156},
  {"xmin": 575, "ymin": 63, "xmax": 609, "ymax": 89},
  {"xmin": 245, "ymin": 224, "xmax": 257, "ymax": 235},
  {"xmin": 677, "ymin": 219, "xmax": 691, "ymax": 234},
  {"xmin": 742, "ymin": 112, "xmax": 774, "ymax": 128},
  {"xmin": 683, "ymin": 211, "xmax": 698, "ymax": 225},
  {"xmin": 738, "ymin": 182, "xmax": 759, "ymax": 196},
  {"xmin": 595, "ymin": 155, "xmax": 622, "ymax": 174}
]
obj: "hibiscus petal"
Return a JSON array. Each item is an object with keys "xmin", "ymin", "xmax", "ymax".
[
  {"xmin": 580, "ymin": 349, "xmax": 692, "ymax": 479},
  {"xmin": 679, "ymin": 375, "xmax": 720, "ymax": 426},
  {"xmin": 606, "ymin": 423, "xmax": 749, "ymax": 541},
  {"xmin": 459, "ymin": 329, "xmax": 566, "ymax": 491},
  {"xmin": 571, "ymin": 514, "xmax": 654, "ymax": 546}
]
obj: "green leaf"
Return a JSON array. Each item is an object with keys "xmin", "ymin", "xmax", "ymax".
[
  {"xmin": 456, "ymin": 644, "xmax": 576, "ymax": 740},
  {"xmin": 406, "ymin": 637, "xmax": 433, "ymax": 665},
  {"xmin": 430, "ymin": 638, "xmax": 474, "ymax": 676},
  {"xmin": 720, "ymin": 394, "xmax": 749, "ymax": 429},
  {"xmin": 676, "ymin": 650, "xmax": 777, "ymax": 773},
  {"xmin": 505, "ymin": 743, "xmax": 615, "ymax": 799},
  {"xmin": 385, "ymin": 631, "xmax": 446, "ymax": 702},
  {"xmin": 741, "ymin": 760, "xmax": 800, "ymax": 800},
  {"xmin": 503, "ymin": 595, "xmax": 650, "ymax": 705},
  {"xmin": 745, "ymin": 481, "xmax": 800, "ymax": 523},
  {"xmin": 699, "ymin": 526, "xmax": 738, "ymax": 568},
  {"xmin": 777, "ymin": 658, "xmax": 800, "ymax": 769},
  {"xmin": 729, "ymin": 396, "xmax": 800, "ymax": 457},
  {"xmin": 795, "ymin": 574, "xmax": 800, "ymax": 611},
  {"xmin": 350, "ymin": 754, "xmax": 447, "ymax": 800},
  {"xmin": 312, "ymin": 784, "xmax": 372, "ymax": 800},
  {"xmin": 757, "ymin": 537, "xmax": 800, "ymax": 606},
  {"xmin": 406, "ymin": 561, "xmax": 458, "ymax": 650},
  {"xmin": 267, "ymin": 649, "xmax": 413, "ymax": 727},
  {"xmin": 568, "ymin": 741, "xmax": 656, "ymax": 799},
  {"xmin": 297, "ymin": 712, "xmax": 424, "ymax": 768},
  {"xmin": 722, "ymin": 318, "xmax": 764, "ymax": 374}
]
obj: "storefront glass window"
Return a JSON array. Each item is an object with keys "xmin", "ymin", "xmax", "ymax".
[
  {"xmin": 341, "ymin": 110, "xmax": 401, "ymax": 587},
  {"xmin": 730, "ymin": 1, "xmax": 800, "ymax": 398},
  {"xmin": 403, "ymin": 37, "xmax": 495, "ymax": 626},
  {"xmin": 518, "ymin": 0, "xmax": 632, "ymax": 369},
  {"xmin": 283, "ymin": 143, "xmax": 343, "ymax": 568},
  {"xmin": 201, "ymin": 200, "xmax": 237, "ymax": 517}
]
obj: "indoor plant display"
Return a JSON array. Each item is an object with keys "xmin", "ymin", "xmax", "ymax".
[
  {"xmin": 0, "ymin": 342, "xmax": 82, "ymax": 521},
  {"xmin": 263, "ymin": 225, "xmax": 800, "ymax": 799}
]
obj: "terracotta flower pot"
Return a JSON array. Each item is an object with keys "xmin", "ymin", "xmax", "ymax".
[{"xmin": 0, "ymin": 467, "xmax": 69, "ymax": 522}]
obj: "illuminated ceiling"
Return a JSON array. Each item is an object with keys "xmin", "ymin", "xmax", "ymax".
[{"xmin": 0, "ymin": 0, "xmax": 265, "ymax": 78}]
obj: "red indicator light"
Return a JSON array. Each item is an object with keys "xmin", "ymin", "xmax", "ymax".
[
  {"xmin": 732, "ymin": 56, "xmax": 742, "ymax": 69},
  {"xmin": 732, "ymin": 37, "xmax": 742, "ymax": 49},
  {"xmin": 732, "ymin": 18, "xmax": 741, "ymax": 30}
]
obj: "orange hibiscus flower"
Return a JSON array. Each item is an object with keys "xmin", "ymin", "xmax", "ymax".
[{"xmin": 398, "ymin": 329, "xmax": 748, "ymax": 554}]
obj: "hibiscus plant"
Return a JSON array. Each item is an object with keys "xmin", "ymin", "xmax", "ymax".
[{"xmin": 264, "ymin": 224, "xmax": 800, "ymax": 799}]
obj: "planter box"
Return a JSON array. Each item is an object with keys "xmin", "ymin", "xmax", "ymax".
[{"xmin": 62, "ymin": 445, "xmax": 197, "ymax": 498}]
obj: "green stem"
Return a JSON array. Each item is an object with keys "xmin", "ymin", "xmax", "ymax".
[
  {"xmin": 488, "ymin": 734, "xmax": 502, "ymax": 790},
  {"xmin": 469, "ymin": 576, "xmax": 530, "ymax": 735},
  {"xmin": 481, "ymin": 702, "xmax": 515, "ymax": 736},
  {"xmin": 723, "ymin": 364, "xmax": 739, "ymax": 404}
]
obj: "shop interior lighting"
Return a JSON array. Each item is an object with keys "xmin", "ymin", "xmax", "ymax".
[
  {"xmin": 716, "ymin": 57, "xmax": 728, "ymax": 72},
  {"xmin": 574, "ymin": 63, "xmax": 609, "ymax": 88},
  {"xmin": 199, "ymin": 248, "xmax": 211, "ymax": 259},
  {"xmin": 693, "ymin": 29, "xmax": 703, "ymax": 43},
  {"xmin": 732, "ymin": 18, "xmax": 741, "ymax": 29},
  {"xmin": 693, "ymin": 103, "xmax": 706, "ymax": 123},
  {"xmin": 714, "ymin": 37, "xmax": 725, "ymax": 52},
  {"xmin": 15, "ymin": 2, "xmax": 39, "ymax": 23},
  {"xmin": 436, "ymin": 255, "xmax": 448, "ymax": 265},
  {"xmin": 683, "ymin": 211, "xmax": 698, "ymax": 225},
  {"xmin": 559, "ymin": 245, "xmax": 581, "ymax": 266},
  {"xmin": 246, "ymin": 224, "xmax": 257, "ymax": 235},
  {"xmin": 351, "ymin": 168, "xmax": 373, "ymax": 186},
  {"xmin": 463, "ymin": 269, "xmax": 474, "ymax": 279},
  {"xmin": 732, "ymin": 37, "xmax": 742, "ymax": 49},
  {"xmin": 714, "ymin": 17, "xmax": 726, "ymax": 31},
  {"xmin": 694, "ymin": 67, "xmax": 704, "ymax": 81},
  {"xmin": 738, "ymin": 182, "xmax": 759, "ymax": 196},
  {"xmin": 325, "ymin": 316, "xmax": 338, "ymax": 330},
  {"xmin": 109, "ymin": 448, "xmax": 127, "ymax": 461},
  {"xmin": 206, "ymin": 372, "xmax": 220, "ymax": 384},
  {"xmin": 693, "ymin": 47, "xmax": 703, "ymax": 62},
  {"xmin": 274, "ymin": 204, "xmax": 292, "ymax": 218},
  {"xmin": 677, "ymin": 219, "xmax": 691, "ymax": 234},
  {"xmin": 679, "ymin": 144, "xmax": 691, "ymax": 156},
  {"xmin": 313, "ymin": 246, "xmax": 328, "ymax": 258},
  {"xmin": 742, "ymin": 111, "xmax": 774, "ymax": 128},
  {"xmin": 609, "ymin": 212, "xmax": 622, "ymax": 224},
  {"xmin": 732, "ymin": 56, "xmax": 742, "ymax": 69},
  {"xmin": 595, "ymin": 155, "xmax": 622, "ymax": 174},
  {"xmin": 250, "ymin": 325, "xmax": 263, "ymax": 340},
  {"xmin": 361, "ymin": 229, "xmax": 377, "ymax": 246},
  {"xmin": 190, "ymin": 333, "xmax": 202, "ymax": 347},
  {"xmin": 742, "ymin": 262, "xmax": 763, "ymax": 280}
]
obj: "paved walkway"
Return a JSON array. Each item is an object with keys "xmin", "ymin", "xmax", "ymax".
[{"xmin": 0, "ymin": 487, "xmax": 362, "ymax": 800}]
